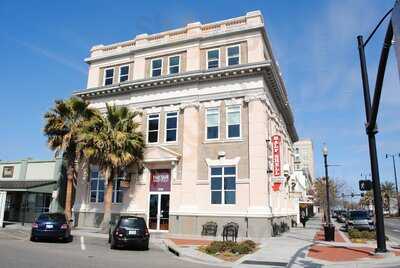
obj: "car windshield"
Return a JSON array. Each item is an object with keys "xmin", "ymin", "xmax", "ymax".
[
  {"xmin": 119, "ymin": 218, "xmax": 145, "ymax": 229},
  {"xmin": 350, "ymin": 211, "xmax": 369, "ymax": 219},
  {"xmin": 37, "ymin": 213, "xmax": 66, "ymax": 222}
]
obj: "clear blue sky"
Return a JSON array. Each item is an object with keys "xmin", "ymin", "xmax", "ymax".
[{"xmin": 0, "ymin": 0, "xmax": 399, "ymax": 194}]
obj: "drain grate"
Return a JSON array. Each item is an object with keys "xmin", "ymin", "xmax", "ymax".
[{"xmin": 242, "ymin": 260, "xmax": 287, "ymax": 267}]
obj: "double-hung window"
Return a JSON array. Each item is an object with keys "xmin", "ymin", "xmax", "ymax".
[
  {"xmin": 119, "ymin": 65, "xmax": 129, "ymax": 82},
  {"xmin": 210, "ymin": 166, "xmax": 236, "ymax": 204},
  {"xmin": 227, "ymin": 45, "xmax": 240, "ymax": 66},
  {"xmin": 168, "ymin": 55, "xmax": 180, "ymax": 74},
  {"xmin": 151, "ymin": 58, "xmax": 162, "ymax": 77},
  {"xmin": 104, "ymin": 68, "xmax": 114, "ymax": 86},
  {"xmin": 147, "ymin": 114, "xmax": 160, "ymax": 143},
  {"xmin": 226, "ymin": 106, "xmax": 241, "ymax": 139},
  {"xmin": 206, "ymin": 108, "xmax": 219, "ymax": 140},
  {"xmin": 90, "ymin": 167, "xmax": 105, "ymax": 203},
  {"xmin": 112, "ymin": 170, "xmax": 124, "ymax": 203},
  {"xmin": 165, "ymin": 112, "xmax": 178, "ymax": 142},
  {"xmin": 207, "ymin": 49, "xmax": 219, "ymax": 69}
]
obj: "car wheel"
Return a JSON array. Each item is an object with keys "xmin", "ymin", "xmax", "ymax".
[
  {"xmin": 30, "ymin": 236, "xmax": 36, "ymax": 242},
  {"xmin": 142, "ymin": 242, "xmax": 149, "ymax": 251},
  {"xmin": 110, "ymin": 239, "xmax": 116, "ymax": 250},
  {"xmin": 108, "ymin": 235, "xmax": 111, "ymax": 244}
]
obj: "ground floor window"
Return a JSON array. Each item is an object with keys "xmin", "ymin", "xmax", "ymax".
[
  {"xmin": 90, "ymin": 167, "xmax": 124, "ymax": 203},
  {"xmin": 210, "ymin": 166, "xmax": 236, "ymax": 204}
]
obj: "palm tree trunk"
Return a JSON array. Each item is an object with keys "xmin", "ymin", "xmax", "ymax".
[
  {"xmin": 64, "ymin": 164, "xmax": 74, "ymax": 221},
  {"xmin": 100, "ymin": 167, "xmax": 113, "ymax": 232}
]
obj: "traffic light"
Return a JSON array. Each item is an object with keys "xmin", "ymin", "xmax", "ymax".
[
  {"xmin": 361, "ymin": 193, "xmax": 364, "ymax": 197},
  {"xmin": 351, "ymin": 193, "xmax": 354, "ymax": 198}
]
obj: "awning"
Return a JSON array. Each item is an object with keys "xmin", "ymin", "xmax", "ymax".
[{"xmin": 0, "ymin": 180, "xmax": 56, "ymax": 193}]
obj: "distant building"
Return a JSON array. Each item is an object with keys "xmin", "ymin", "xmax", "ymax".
[
  {"xmin": 0, "ymin": 158, "xmax": 62, "ymax": 227},
  {"xmin": 72, "ymin": 11, "xmax": 300, "ymax": 239},
  {"xmin": 294, "ymin": 139, "xmax": 315, "ymax": 180}
]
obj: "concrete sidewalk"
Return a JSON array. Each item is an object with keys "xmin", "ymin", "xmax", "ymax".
[{"xmin": 234, "ymin": 216, "xmax": 321, "ymax": 268}]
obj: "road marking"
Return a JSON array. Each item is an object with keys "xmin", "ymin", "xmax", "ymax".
[
  {"xmin": 393, "ymin": 229, "xmax": 400, "ymax": 233},
  {"xmin": 80, "ymin": 236, "xmax": 86, "ymax": 251}
]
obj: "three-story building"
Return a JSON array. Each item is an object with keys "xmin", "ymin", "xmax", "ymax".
[{"xmin": 72, "ymin": 11, "xmax": 299, "ymax": 239}]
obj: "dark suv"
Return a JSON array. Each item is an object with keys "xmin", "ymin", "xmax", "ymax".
[
  {"xmin": 30, "ymin": 213, "xmax": 72, "ymax": 242},
  {"xmin": 109, "ymin": 216, "xmax": 149, "ymax": 250},
  {"xmin": 346, "ymin": 210, "xmax": 374, "ymax": 231}
]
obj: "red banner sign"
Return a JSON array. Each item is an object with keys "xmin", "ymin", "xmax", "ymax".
[
  {"xmin": 150, "ymin": 169, "xmax": 171, "ymax": 192},
  {"xmin": 272, "ymin": 135, "xmax": 281, "ymax": 177}
]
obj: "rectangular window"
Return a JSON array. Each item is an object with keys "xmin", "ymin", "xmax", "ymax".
[
  {"xmin": 119, "ymin": 65, "xmax": 129, "ymax": 82},
  {"xmin": 168, "ymin": 55, "xmax": 180, "ymax": 74},
  {"xmin": 210, "ymin": 166, "xmax": 236, "ymax": 204},
  {"xmin": 206, "ymin": 108, "xmax": 219, "ymax": 140},
  {"xmin": 226, "ymin": 106, "xmax": 241, "ymax": 138},
  {"xmin": 165, "ymin": 112, "xmax": 178, "ymax": 142},
  {"xmin": 2, "ymin": 166, "xmax": 14, "ymax": 178},
  {"xmin": 104, "ymin": 68, "xmax": 114, "ymax": 86},
  {"xmin": 151, "ymin": 58, "xmax": 162, "ymax": 77},
  {"xmin": 90, "ymin": 168, "xmax": 104, "ymax": 203},
  {"xmin": 227, "ymin": 45, "xmax": 240, "ymax": 66},
  {"xmin": 147, "ymin": 114, "xmax": 159, "ymax": 143},
  {"xmin": 90, "ymin": 167, "xmax": 124, "ymax": 203},
  {"xmin": 207, "ymin": 49, "xmax": 219, "ymax": 69}
]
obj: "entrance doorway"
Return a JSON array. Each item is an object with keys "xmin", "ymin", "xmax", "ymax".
[
  {"xmin": 148, "ymin": 169, "xmax": 171, "ymax": 231},
  {"xmin": 149, "ymin": 193, "xmax": 169, "ymax": 230}
]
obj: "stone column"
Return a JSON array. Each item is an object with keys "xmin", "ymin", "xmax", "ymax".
[
  {"xmin": 246, "ymin": 95, "xmax": 271, "ymax": 215},
  {"xmin": 179, "ymin": 102, "xmax": 200, "ymax": 212}
]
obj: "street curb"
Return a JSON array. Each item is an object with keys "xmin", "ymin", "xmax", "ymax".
[{"xmin": 163, "ymin": 239, "xmax": 180, "ymax": 257}]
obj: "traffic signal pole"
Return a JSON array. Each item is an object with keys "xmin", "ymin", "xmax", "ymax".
[{"xmin": 356, "ymin": 19, "xmax": 393, "ymax": 253}]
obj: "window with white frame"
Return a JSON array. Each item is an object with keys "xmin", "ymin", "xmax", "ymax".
[
  {"xmin": 210, "ymin": 166, "xmax": 236, "ymax": 204},
  {"xmin": 226, "ymin": 105, "xmax": 241, "ymax": 138},
  {"xmin": 147, "ymin": 114, "xmax": 159, "ymax": 143},
  {"xmin": 168, "ymin": 56, "xmax": 180, "ymax": 74},
  {"xmin": 227, "ymin": 45, "xmax": 240, "ymax": 66},
  {"xmin": 151, "ymin": 59, "xmax": 162, "ymax": 77},
  {"xmin": 119, "ymin": 65, "xmax": 129, "ymax": 82},
  {"xmin": 206, "ymin": 108, "xmax": 219, "ymax": 140},
  {"xmin": 207, "ymin": 49, "xmax": 219, "ymax": 69},
  {"xmin": 165, "ymin": 112, "xmax": 178, "ymax": 142},
  {"xmin": 90, "ymin": 167, "xmax": 104, "ymax": 203},
  {"xmin": 104, "ymin": 68, "xmax": 114, "ymax": 86},
  {"xmin": 90, "ymin": 167, "xmax": 124, "ymax": 203}
]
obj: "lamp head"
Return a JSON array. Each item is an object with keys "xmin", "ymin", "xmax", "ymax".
[{"xmin": 322, "ymin": 143, "xmax": 328, "ymax": 156}]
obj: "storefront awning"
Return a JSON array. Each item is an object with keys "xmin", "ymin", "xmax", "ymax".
[{"xmin": 0, "ymin": 180, "xmax": 56, "ymax": 193}]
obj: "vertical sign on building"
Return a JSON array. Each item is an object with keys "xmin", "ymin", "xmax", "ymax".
[
  {"xmin": 392, "ymin": 0, "xmax": 400, "ymax": 81},
  {"xmin": 272, "ymin": 135, "xmax": 281, "ymax": 177}
]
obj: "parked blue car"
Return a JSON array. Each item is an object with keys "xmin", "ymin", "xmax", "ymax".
[{"xmin": 30, "ymin": 213, "xmax": 72, "ymax": 242}]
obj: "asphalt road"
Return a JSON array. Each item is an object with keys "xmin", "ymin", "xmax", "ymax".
[
  {"xmin": 385, "ymin": 217, "xmax": 400, "ymax": 244},
  {"xmin": 0, "ymin": 229, "xmax": 218, "ymax": 268}
]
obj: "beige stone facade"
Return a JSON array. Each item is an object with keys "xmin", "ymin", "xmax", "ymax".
[{"xmin": 72, "ymin": 11, "xmax": 300, "ymax": 240}]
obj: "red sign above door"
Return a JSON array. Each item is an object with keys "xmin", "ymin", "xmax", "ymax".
[{"xmin": 150, "ymin": 169, "xmax": 171, "ymax": 192}]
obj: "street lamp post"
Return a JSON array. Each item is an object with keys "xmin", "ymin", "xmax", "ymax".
[
  {"xmin": 386, "ymin": 153, "xmax": 400, "ymax": 216},
  {"xmin": 322, "ymin": 144, "xmax": 335, "ymax": 241}
]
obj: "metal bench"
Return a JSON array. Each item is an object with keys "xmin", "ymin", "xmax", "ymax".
[
  {"xmin": 222, "ymin": 222, "xmax": 239, "ymax": 242},
  {"xmin": 201, "ymin": 221, "xmax": 218, "ymax": 236}
]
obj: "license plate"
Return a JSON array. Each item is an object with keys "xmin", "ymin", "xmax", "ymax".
[
  {"xmin": 46, "ymin": 224, "xmax": 53, "ymax": 229},
  {"xmin": 128, "ymin": 230, "xmax": 136, "ymax": 235}
]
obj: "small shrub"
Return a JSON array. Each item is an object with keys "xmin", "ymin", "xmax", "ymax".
[
  {"xmin": 348, "ymin": 229, "xmax": 362, "ymax": 239},
  {"xmin": 231, "ymin": 243, "xmax": 253, "ymax": 254},
  {"xmin": 241, "ymin": 240, "xmax": 256, "ymax": 249},
  {"xmin": 205, "ymin": 241, "xmax": 236, "ymax": 254}
]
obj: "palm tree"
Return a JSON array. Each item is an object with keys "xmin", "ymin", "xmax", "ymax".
[
  {"xmin": 381, "ymin": 181, "xmax": 395, "ymax": 215},
  {"xmin": 359, "ymin": 190, "xmax": 373, "ymax": 208},
  {"xmin": 78, "ymin": 104, "xmax": 144, "ymax": 231},
  {"xmin": 44, "ymin": 97, "xmax": 96, "ymax": 220}
]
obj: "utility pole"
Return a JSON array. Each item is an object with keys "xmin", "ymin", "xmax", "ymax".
[{"xmin": 386, "ymin": 154, "xmax": 400, "ymax": 216}]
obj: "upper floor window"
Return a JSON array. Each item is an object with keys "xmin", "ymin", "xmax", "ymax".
[
  {"xmin": 104, "ymin": 68, "xmax": 114, "ymax": 86},
  {"xmin": 206, "ymin": 108, "xmax": 219, "ymax": 140},
  {"xmin": 207, "ymin": 49, "xmax": 219, "ymax": 69},
  {"xmin": 165, "ymin": 112, "xmax": 178, "ymax": 142},
  {"xmin": 147, "ymin": 114, "xmax": 160, "ymax": 143},
  {"xmin": 227, "ymin": 45, "xmax": 240, "ymax": 66},
  {"xmin": 210, "ymin": 166, "xmax": 236, "ymax": 204},
  {"xmin": 151, "ymin": 59, "xmax": 163, "ymax": 77},
  {"xmin": 119, "ymin": 65, "xmax": 129, "ymax": 82},
  {"xmin": 112, "ymin": 171, "xmax": 124, "ymax": 203},
  {"xmin": 168, "ymin": 56, "xmax": 180, "ymax": 75},
  {"xmin": 226, "ymin": 106, "xmax": 241, "ymax": 139}
]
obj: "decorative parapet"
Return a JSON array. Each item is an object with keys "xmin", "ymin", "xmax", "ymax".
[{"xmin": 87, "ymin": 11, "xmax": 263, "ymax": 61}]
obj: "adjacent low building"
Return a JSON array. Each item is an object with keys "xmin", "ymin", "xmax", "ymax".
[
  {"xmin": 72, "ymin": 11, "xmax": 301, "ymax": 239},
  {"xmin": 0, "ymin": 158, "xmax": 62, "ymax": 227}
]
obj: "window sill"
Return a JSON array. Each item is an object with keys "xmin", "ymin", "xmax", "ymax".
[{"xmin": 203, "ymin": 139, "xmax": 244, "ymax": 144}]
